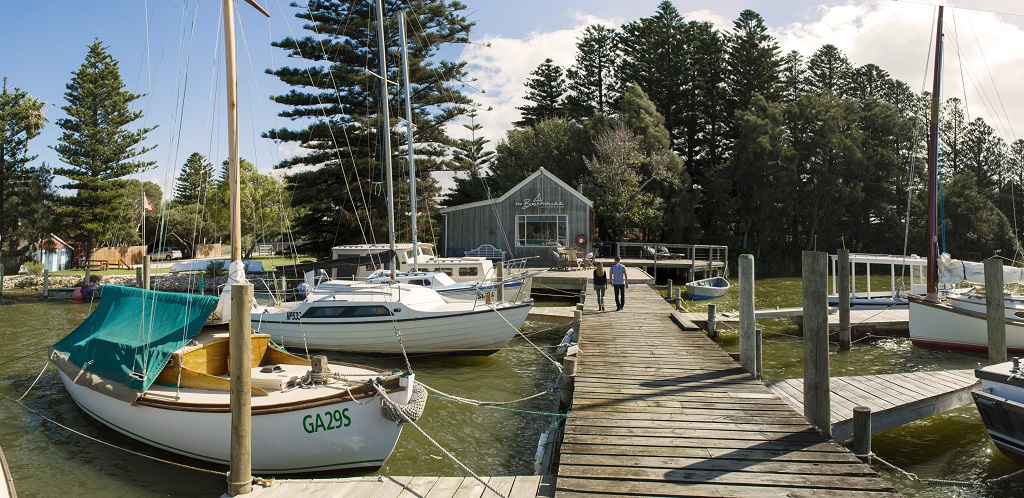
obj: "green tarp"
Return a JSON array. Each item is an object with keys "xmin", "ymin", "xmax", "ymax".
[{"xmin": 52, "ymin": 285, "xmax": 219, "ymax": 392}]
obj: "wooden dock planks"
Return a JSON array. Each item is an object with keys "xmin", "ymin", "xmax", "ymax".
[
  {"xmin": 240, "ymin": 475, "xmax": 553, "ymax": 498},
  {"xmin": 765, "ymin": 370, "xmax": 978, "ymax": 441},
  {"xmin": 558, "ymin": 284, "xmax": 898, "ymax": 497}
]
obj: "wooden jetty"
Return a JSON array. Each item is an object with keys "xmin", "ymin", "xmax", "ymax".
[
  {"xmin": 683, "ymin": 307, "xmax": 910, "ymax": 336},
  {"xmin": 558, "ymin": 284, "xmax": 897, "ymax": 496},
  {"xmin": 240, "ymin": 475, "xmax": 553, "ymax": 497},
  {"xmin": 532, "ymin": 266, "xmax": 652, "ymax": 298},
  {"xmin": 765, "ymin": 370, "xmax": 978, "ymax": 442}
]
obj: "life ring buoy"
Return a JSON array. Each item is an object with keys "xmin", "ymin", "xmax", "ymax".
[{"xmin": 575, "ymin": 234, "xmax": 587, "ymax": 247}]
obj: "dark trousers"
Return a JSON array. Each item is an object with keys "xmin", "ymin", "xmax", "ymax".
[{"xmin": 613, "ymin": 284, "xmax": 626, "ymax": 310}]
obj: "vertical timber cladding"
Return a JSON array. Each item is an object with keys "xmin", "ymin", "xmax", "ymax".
[{"xmin": 439, "ymin": 168, "xmax": 593, "ymax": 263}]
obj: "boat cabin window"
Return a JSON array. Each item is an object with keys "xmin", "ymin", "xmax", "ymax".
[
  {"xmin": 433, "ymin": 267, "xmax": 454, "ymax": 277},
  {"xmin": 408, "ymin": 279, "xmax": 431, "ymax": 286},
  {"xmin": 1014, "ymin": 311, "xmax": 1024, "ymax": 320},
  {"xmin": 302, "ymin": 305, "xmax": 393, "ymax": 319},
  {"xmin": 420, "ymin": 246, "xmax": 435, "ymax": 257},
  {"xmin": 458, "ymin": 267, "xmax": 478, "ymax": 277}
]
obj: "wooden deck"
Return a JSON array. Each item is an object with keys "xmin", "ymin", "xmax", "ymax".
[
  {"xmin": 683, "ymin": 308, "xmax": 910, "ymax": 335},
  {"xmin": 765, "ymin": 370, "xmax": 978, "ymax": 442},
  {"xmin": 239, "ymin": 475, "xmax": 553, "ymax": 497},
  {"xmin": 557, "ymin": 284, "xmax": 897, "ymax": 496}
]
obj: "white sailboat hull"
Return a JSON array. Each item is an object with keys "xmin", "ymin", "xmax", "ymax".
[
  {"xmin": 909, "ymin": 296, "xmax": 1024, "ymax": 352},
  {"xmin": 253, "ymin": 302, "xmax": 532, "ymax": 354},
  {"xmin": 55, "ymin": 367, "xmax": 408, "ymax": 474}
]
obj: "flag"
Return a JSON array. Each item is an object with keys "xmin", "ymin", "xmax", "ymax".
[{"xmin": 144, "ymin": 195, "xmax": 154, "ymax": 212}]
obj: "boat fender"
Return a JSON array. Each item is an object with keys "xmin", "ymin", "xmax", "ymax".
[{"xmin": 379, "ymin": 382, "xmax": 427, "ymax": 424}]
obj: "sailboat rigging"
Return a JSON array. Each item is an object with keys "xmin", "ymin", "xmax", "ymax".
[{"xmin": 48, "ymin": 0, "xmax": 423, "ymax": 475}]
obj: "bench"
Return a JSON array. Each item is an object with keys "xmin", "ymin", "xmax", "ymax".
[
  {"xmin": 83, "ymin": 260, "xmax": 108, "ymax": 271},
  {"xmin": 464, "ymin": 244, "xmax": 506, "ymax": 261}
]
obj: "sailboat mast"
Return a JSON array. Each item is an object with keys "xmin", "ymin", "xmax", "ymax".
[
  {"xmin": 926, "ymin": 6, "xmax": 944, "ymax": 301},
  {"xmin": 225, "ymin": 0, "xmax": 242, "ymax": 264},
  {"xmin": 375, "ymin": 0, "xmax": 398, "ymax": 281},
  {"xmin": 399, "ymin": 11, "xmax": 418, "ymax": 272}
]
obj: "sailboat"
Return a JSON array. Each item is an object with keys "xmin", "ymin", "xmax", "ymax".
[
  {"xmin": 250, "ymin": 9, "xmax": 533, "ymax": 355},
  {"xmin": 907, "ymin": 5, "xmax": 1024, "ymax": 353},
  {"xmin": 49, "ymin": 0, "xmax": 423, "ymax": 474}
]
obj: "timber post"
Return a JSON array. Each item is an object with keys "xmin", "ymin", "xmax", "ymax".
[
  {"xmin": 572, "ymin": 309, "xmax": 582, "ymax": 343},
  {"xmin": 802, "ymin": 250, "xmax": 831, "ymax": 437},
  {"xmin": 84, "ymin": 267, "xmax": 91, "ymax": 289},
  {"xmin": 229, "ymin": 282, "xmax": 253, "ymax": 496},
  {"xmin": 754, "ymin": 328, "xmax": 763, "ymax": 381},
  {"xmin": 838, "ymin": 249, "xmax": 851, "ymax": 350},
  {"xmin": 135, "ymin": 268, "xmax": 142, "ymax": 288},
  {"xmin": 42, "ymin": 269, "xmax": 49, "ymax": 298},
  {"xmin": 560, "ymin": 355, "xmax": 577, "ymax": 411},
  {"xmin": 143, "ymin": 255, "xmax": 151, "ymax": 290},
  {"xmin": 496, "ymin": 262, "xmax": 505, "ymax": 302},
  {"xmin": 852, "ymin": 406, "xmax": 872, "ymax": 458},
  {"xmin": 667, "ymin": 279, "xmax": 673, "ymax": 300},
  {"xmin": 985, "ymin": 257, "xmax": 1007, "ymax": 365},
  {"xmin": 739, "ymin": 254, "xmax": 756, "ymax": 376},
  {"xmin": 279, "ymin": 277, "xmax": 286, "ymax": 301},
  {"xmin": 707, "ymin": 303, "xmax": 718, "ymax": 340}
]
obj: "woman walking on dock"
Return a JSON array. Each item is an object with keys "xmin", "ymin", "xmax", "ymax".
[
  {"xmin": 610, "ymin": 256, "xmax": 628, "ymax": 311},
  {"xmin": 593, "ymin": 261, "xmax": 608, "ymax": 311}
]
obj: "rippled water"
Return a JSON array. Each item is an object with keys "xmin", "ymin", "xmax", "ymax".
[
  {"xmin": 2, "ymin": 277, "xmax": 1023, "ymax": 497},
  {"xmin": 0, "ymin": 291, "xmax": 565, "ymax": 497}
]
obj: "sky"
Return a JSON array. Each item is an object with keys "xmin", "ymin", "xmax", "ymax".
[{"xmin": 4, "ymin": 0, "xmax": 1024, "ymax": 199}]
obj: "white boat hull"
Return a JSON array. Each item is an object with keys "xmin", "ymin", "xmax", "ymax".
[
  {"xmin": 909, "ymin": 296, "xmax": 1024, "ymax": 352},
  {"xmin": 55, "ymin": 368, "xmax": 408, "ymax": 474},
  {"xmin": 253, "ymin": 302, "xmax": 533, "ymax": 354},
  {"xmin": 685, "ymin": 277, "xmax": 730, "ymax": 300},
  {"xmin": 974, "ymin": 362, "xmax": 1024, "ymax": 463}
]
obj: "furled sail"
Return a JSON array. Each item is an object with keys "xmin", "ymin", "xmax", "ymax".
[{"xmin": 937, "ymin": 253, "xmax": 1024, "ymax": 286}]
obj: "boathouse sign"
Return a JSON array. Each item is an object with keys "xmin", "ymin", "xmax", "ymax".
[{"xmin": 516, "ymin": 194, "xmax": 564, "ymax": 211}]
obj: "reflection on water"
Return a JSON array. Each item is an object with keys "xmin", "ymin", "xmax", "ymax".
[
  {"xmin": 3, "ymin": 276, "xmax": 1024, "ymax": 497},
  {"xmin": 0, "ymin": 291, "xmax": 564, "ymax": 497}
]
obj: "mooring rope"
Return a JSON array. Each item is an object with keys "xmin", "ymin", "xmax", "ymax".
[
  {"xmin": 421, "ymin": 382, "xmax": 553, "ymax": 407},
  {"xmin": 371, "ymin": 383, "xmax": 508, "ymax": 498},
  {"xmin": 17, "ymin": 360, "xmax": 50, "ymax": 401},
  {"xmin": 870, "ymin": 453, "xmax": 976, "ymax": 488}
]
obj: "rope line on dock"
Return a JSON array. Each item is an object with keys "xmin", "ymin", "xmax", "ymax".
[
  {"xmin": 870, "ymin": 453, "xmax": 975, "ymax": 488},
  {"xmin": 372, "ymin": 384, "xmax": 508, "ymax": 498}
]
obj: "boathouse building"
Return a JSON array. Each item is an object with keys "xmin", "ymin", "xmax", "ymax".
[{"xmin": 439, "ymin": 167, "xmax": 593, "ymax": 262}]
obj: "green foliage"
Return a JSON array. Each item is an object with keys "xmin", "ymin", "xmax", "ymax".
[
  {"xmin": 0, "ymin": 79, "xmax": 49, "ymax": 255},
  {"xmin": 215, "ymin": 159, "xmax": 291, "ymax": 257},
  {"xmin": 804, "ymin": 44, "xmax": 853, "ymax": 96},
  {"xmin": 490, "ymin": 118, "xmax": 594, "ymax": 194},
  {"xmin": 204, "ymin": 259, "xmax": 226, "ymax": 278},
  {"xmin": 516, "ymin": 58, "xmax": 567, "ymax": 128},
  {"xmin": 174, "ymin": 152, "xmax": 215, "ymax": 205},
  {"xmin": 24, "ymin": 260, "xmax": 43, "ymax": 277},
  {"xmin": 267, "ymin": 0, "xmax": 472, "ymax": 258},
  {"xmin": 53, "ymin": 39, "xmax": 155, "ymax": 254},
  {"xmin": 565, "ymin": 25, "xmax": 620, "ymax": 119},
  {"xmin": 725, "ymin": 10, "xmax": 783, "ymax": 111}
]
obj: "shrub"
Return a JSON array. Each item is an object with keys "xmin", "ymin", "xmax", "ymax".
[{"xmin": 24, "ymin": 261, "xmax": 44, "ymax": 277}]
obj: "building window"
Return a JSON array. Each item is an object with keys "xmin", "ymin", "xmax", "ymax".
[{"xmin": 515, "ymin": 215, "xmax": 568, "ymax": 247}]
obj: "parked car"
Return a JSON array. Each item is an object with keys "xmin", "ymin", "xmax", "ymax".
[{"xmin": 149, "ymin": 247, "xmax": 183, "ymax": 261}]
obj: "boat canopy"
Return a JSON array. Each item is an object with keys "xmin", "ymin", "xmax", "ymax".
[
  {"xmin": 938, "ymin": 253, "xmax": 1024, "ymax": 286},
  {"xmin": 52, "ymin": 285, "xmax": 219, "ymax": 391}
]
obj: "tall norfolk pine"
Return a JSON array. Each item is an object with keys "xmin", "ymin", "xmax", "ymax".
[
  {"xmin": 54, "ymin": 39, "xmax": 155, "ymax": 253},
  {"xmin": 0, "ymin": 80, "xmax": 50, "ymax": 258},
  {"xmin": 267, "ymin": 0, "xmax": 473, "ymax": 257}
]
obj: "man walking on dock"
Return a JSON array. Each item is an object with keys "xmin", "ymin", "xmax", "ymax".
[{"xmin": 610, "ymin": 256, "xmax": 628, "ymax": 311}]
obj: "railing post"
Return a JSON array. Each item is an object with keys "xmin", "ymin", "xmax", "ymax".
[
  {"xmin": 985, "ymin": 257, "xmax": 1007, "ymax": 365},
  {"xmin": 739, "ymin": 254, "xmax": 756, "ymax": 376},
  {"xmin": 802, "ymin": 250, "xmax": 831, "ymax": 437},
  {"xmin": 838, "ymin": 249, "xmax": 851, "ymax": 350},
  {"xmin": 496, "ymin": 262, "xmax": 505, "ymax": 302}
]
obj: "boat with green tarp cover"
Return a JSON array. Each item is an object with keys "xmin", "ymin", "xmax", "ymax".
[{"xmin": 49, "ymin": 285, "xmax": 425, "ymax": 473}]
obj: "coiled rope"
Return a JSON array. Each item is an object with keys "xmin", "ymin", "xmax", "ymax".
[{"xmin": 379, "ymin": 382, "xmax": 427, "ymax": 423}]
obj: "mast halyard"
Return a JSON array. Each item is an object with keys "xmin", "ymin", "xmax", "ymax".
[
  {"xmin": 926, "ymin": 6, "xmax": 944, "ymax": 302},
  {"xmin": 374, "ymin": 0, "xmax": 398, "ymax": 282},
  {"xmin": 400, "ymin": 11, "xmax": 418, "ymax": 272}
]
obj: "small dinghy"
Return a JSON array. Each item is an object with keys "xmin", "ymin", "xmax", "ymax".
[{"xmin": 685, "ymin": 276, "xmax": 730, "ymax": 300}]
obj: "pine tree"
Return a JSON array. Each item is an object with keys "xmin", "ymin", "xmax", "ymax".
[
  {"xmin": 780, "ymin": 50, "xmax": 807, "ymax": 101},
  {"xmin": 725, "ymin": 10, "xmax": 783, "ymax": 111},
  {"xmin": 54, "ymin": 39, "xmax": 155, "ymax": 253},
  {"xmin": 0, "ymin": 78, "xmax": 47, "ymax": 256},
  {"xmin": 174, "ymin": 152, "xmax": 215, "ymax": 204},
  {"xmin": 267, "ymin": 0, "xmax": 473, "ymax": 257},
  {"xmin": 515, "ymin": 58, "xmax": 566, "ymax": 127},
  {"xmin": 804, "ymin": 44, "xmax": 853, "ymax": 96},
  {"xmin": 565, "ymin": 25, "xmax": 620, "ymax": 120}
]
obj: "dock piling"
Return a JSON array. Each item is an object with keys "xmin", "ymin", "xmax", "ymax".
[
  {"xmin": 852, "ymin": 406, "xmax": 872, "ymax": 458},
  {"xmin": 143, "ymin": 256, "xmax": 151, "ymax": 290},
  {"xmin": 985, "ymin": 257, "xmax": 1007, "ymax": 365},
  {"xmin": 838, "ymin": 249, "xmax": 851, "ymax": 350},
  {"xmin": 560, "ymin": 355, "xmax": 577, "ymax": 411},
  {"xmin": 135, "ymin": 268, "xmax": 142, "ymax": 288},
  {"xmin": 739, "ymin": 254, "xmax": 756, "ymax": 376},
  {"xmin": 667, "ymin": 279, "xmax": 673, "ymax": 299},
  {"xmin": 572, "ymin": 309, "xmax": 582, "ymax": 342},
  {"xmin": 84, "ymin": 267, "xmax": 91, "ymax": 288},
  {"xmin": 802, "ymin": 250, "xmax": 831, "ymax": 437},
  {"xmin": 229, "ymin": 282, "xmax": 254, "ymax": 496},
  {"xmin": 496, "ymin": 262, "xmax": 505, "ymax": 302},
  {"xmin": 707, "ymin": 304, "xmax": 717, "ymax": 340},
  {"xmin": 754, "ymin": 328, "xmax": 763, "ymax": 380},
  {"xmin": 42, "ymin": 269, "xmax": 49, "ymax": 298}
]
